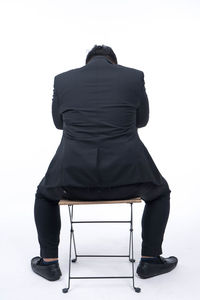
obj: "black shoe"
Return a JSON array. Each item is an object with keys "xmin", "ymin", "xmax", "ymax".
[
  {"xmin": 31, "ymin": 256, "xmax": 62, "ymax": 281},
  {"xmin": 136, "ymin": 255, "xmax": 178, "ymax": 279}
]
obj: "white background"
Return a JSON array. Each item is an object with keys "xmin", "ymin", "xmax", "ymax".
[{"xmin": 0, "ymin": 0, "xmax": 200, "ymax": 299}]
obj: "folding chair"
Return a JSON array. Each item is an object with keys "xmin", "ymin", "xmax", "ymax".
[{"xmin": 59, "ymin": 197, "xmax": 142, "ymax": 293}]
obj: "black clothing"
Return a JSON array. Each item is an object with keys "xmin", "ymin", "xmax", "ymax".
[
  {"xmin": 34, "ymin": 178, "xmax": 171, "ymax": 258},
  {"xmin": 34, "ymin": 55, "xmax": 171, "ymax": 258},
  {"xmin": 37, "ymin": 55, "xmax": 165, "ymax": 191}
]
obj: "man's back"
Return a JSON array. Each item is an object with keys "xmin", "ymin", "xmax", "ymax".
[
  {"xmin": 55, "ymin": 55, "xmax": 147, "ymax": 142},
  {"xmin": 41, "ymin": 55, "xmax": 164, "ymax": 189}
]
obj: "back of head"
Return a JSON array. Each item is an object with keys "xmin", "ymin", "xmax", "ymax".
[{"xmin": 86, "ymin": 44, "xmax": 118, "ymax": 64}]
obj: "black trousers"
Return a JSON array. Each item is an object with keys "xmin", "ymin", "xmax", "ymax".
[{"xmin": 34, "ymin": 177, "xmax": 171, "ymax": 258}]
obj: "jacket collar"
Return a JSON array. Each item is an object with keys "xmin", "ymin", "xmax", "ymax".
[{"xmin": 87, "ymin": 55, "xmax": 114, "ymax": 64}]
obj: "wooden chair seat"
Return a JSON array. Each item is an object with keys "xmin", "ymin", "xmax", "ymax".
[{"xmin": 59, "ymin": 197, "xmax": 142, "ymax": 206}]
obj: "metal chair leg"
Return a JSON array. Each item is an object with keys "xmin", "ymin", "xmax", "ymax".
[
  {"xmin": 69, "ymin": 205, "xmax": 78, "ymax": 262},
  {"xmin": 129, "ymin": 215, "xmax": 135, "ymax": 263},
  {"xmin": 130, "ymin": 203, "xmax": 141, "ymax": 293},
  {"xmin": 62, "ymin": 205, "xmax": 74, "ymax": 293}
]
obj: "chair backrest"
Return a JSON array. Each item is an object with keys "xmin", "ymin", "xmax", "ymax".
[{"xmin": 59, "ymin": 197, "xmax": 142, "ymax": 205}]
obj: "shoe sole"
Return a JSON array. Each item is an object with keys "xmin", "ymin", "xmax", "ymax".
[{"xmin": 137, "ymin": 262, "xmax": 178, "ymax": 279}]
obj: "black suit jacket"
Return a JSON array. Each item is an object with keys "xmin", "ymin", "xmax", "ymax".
[{"xmin": 38, "ymin": 55, "xmax": 165, "ymax": 190}]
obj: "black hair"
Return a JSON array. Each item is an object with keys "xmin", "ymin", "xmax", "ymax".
[{"xmin": 86, "ymin": 44, "xmax": 117, "ymax": 64}]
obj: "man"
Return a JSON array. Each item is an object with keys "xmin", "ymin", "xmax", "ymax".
[{"xmin": 31, "ymin": 45, "xmax": 178, "ymax": 281}]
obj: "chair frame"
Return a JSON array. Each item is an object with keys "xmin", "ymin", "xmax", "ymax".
[{"xmin": 59, "ymin": 197, "xmax": 142, "ymax": 293}]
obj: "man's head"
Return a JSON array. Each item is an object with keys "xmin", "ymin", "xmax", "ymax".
[{"xmin": 86, "ymin": 44, "xmax": 118, "ymax": 65}]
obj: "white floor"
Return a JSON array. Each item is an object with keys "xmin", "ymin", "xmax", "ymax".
[{"xmin": 1, "ymin": 180, "xmax": 199, "ymax": 300}]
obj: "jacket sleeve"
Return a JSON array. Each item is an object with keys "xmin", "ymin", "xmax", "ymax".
[
  {"xmin": 52, "ymin": 76, "xmax": 63, "ymax": 130},
  {"xmin": 136, "ymin": 71, "xmax": 149, "ymax": 128}
]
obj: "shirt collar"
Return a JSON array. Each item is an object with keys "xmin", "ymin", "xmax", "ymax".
[{"xmin": 87, "ymin": 55, "xmax": 114, "ymax": 64}]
